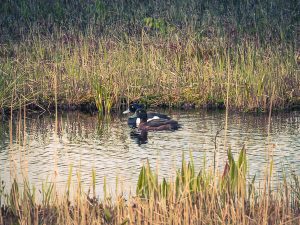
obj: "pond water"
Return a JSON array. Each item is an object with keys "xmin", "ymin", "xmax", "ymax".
[{"xmin": 0, "ymin": 110, "xmax": 299, "ymax": 197}]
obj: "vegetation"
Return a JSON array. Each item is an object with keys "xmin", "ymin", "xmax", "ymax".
[
  {"xmin": 0, "ymin": 2, "xmax": 298, "ymax": 223},
  {"xmin": 0, "ymin": 148, "xmax": 299, "ymax": 224},
  {"xmin": 0, "ymin": 0, "xmax": 299, "ymax": 113}
]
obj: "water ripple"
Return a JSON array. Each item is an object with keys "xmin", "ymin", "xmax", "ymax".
[{"xmin": 0, "ymin": 110, "xmax": 299, "ymax": 195}]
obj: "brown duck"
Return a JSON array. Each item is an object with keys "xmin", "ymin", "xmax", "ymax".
[{"xmin": 135, "ymin": 109, "xmax": 180, "ymax": 131}]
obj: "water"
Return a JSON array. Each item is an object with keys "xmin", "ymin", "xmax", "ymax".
[{"xmin": 0, "ymin": 110, "xmax": 299, "ymax": 196}]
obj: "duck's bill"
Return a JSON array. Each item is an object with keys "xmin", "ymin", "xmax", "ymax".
[{"xmin": 123, "ymin": 109, "xmax": 131, "ymax": 114}]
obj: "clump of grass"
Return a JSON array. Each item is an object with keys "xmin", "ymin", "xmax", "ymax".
[
  {"xmin": 92, "ymin": 78, "xmax": 114, "ymax": 115},
  {"xmin": 1, "ymin": 148, "xmax": 299, "ymax": 224}
]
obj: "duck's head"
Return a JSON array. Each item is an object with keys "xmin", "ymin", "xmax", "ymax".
[{"xmin": 123, "ymin": 103, "xmax": 145, "ymax": 114}]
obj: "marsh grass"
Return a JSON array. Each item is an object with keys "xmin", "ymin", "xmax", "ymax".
[
  {"xmin": 1, "ymin": 107, "xmax": 299, "ymax": 224},
  {"xmin": 0, "ymin": 0, "xmax": 299, "ymax": 113},
  {"xmin": 0, "ymin": 2, "xmax": 299, "ymax": 221},
  {"xmin": 1, "ymin": 32, "xmax": 298, "ymax": 113},
  {"xmin": 1, "ymin": 148, "xmax": 300, "ymax": 224}
]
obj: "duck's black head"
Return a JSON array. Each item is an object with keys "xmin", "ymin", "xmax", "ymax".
[
  {"xmin": 123, "ymin": 103, "xmax": 145, "ymax": 114},
  {"xmin": 135, "ymin": 109, "xmax": 148, "ymax": 122}
]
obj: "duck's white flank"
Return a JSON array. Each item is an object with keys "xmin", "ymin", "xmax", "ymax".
[{"xmin": 136, "ymin": 116, "xmax": 160, "ymax": 126}]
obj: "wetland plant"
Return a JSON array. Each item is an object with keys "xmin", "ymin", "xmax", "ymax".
[
  {"xmin": 0, "ymin": 0, "xmax": 298, "ymax": 112},
  {"xmin": 1, "ymin": 148, "xmax": 299, "ymax": 224}
]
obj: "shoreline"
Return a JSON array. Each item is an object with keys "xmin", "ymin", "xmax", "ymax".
[{"xmin": 1, "ymin": 100, "xmax": 300, "ymax": 121}]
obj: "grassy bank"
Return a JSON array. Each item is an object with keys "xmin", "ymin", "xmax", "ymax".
[
  {"xmin": 0, "ymin": 0, "xmax": 299, "ymax": 113},
  {"xmin": 0, "ymin": 149, "xmax": 299, "ymax": 224}
]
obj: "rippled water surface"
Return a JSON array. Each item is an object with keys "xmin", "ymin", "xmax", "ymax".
[{"xmin": 0, "ymin": 110, "xmax": 299, "ymax": 196}]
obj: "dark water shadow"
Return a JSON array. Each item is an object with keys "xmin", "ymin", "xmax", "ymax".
[{"xmin": 130, "ymin": 130, "xmax": 148, "ymax": 145}]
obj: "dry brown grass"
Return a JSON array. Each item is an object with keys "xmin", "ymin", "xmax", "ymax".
[{"xmin": 1, "ymin": 149, "xmax": 299, "ymax": 225}]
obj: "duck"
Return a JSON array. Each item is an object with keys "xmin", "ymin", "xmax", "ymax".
[
  {"xmin": 123, "ymin": 103, "xmax": 171, "ymax": 128},
  {"xmin": 135, "ymin": 109, "xmax": 180, "ymax": 131}
]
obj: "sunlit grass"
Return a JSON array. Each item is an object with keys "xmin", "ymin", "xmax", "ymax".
[
  {"xmin": 0, "ymin": 31, "xmax": 298, "ymax": 113},
  {"xmin": 0, "ymin": 148, "xmax": 299, "ymax": 224}
]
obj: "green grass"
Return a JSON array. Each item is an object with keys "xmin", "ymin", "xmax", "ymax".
[
  {"xmin": 1, "ymin": 0, "xmax": 298, "ymax": 43},
  {"xmin": 0, "ymin": 0, "xmax": 299, "ymax": 113}
]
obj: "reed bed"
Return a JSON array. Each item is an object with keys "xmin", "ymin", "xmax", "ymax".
[
  {"xmin": 0, "ymin": 148, "xmax": 299, "ymax": 224},
  {"xmin": 0, "ymin": 0, "xmax": 299, "ymax": 113},
  {"xmin": 1, "ymin": 29, "xmax": 298, "ymax": 113}
]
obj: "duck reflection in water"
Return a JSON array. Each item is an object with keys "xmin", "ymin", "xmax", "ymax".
[{"xmin": 130, "ymin": 130, "xmax": 148, "ymax": 145}]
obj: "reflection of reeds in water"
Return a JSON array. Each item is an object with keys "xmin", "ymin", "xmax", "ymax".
[
  {"xmin": 0, "ymin": 117, "xmax": 299, "ymax": 224},
  {"xmin": 1, "ymin": 95, "xmax": 299, "ymax": 223},
  {"xmin": 1, "ymin": 146, "xmax": 300, "ymax": 224}
]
